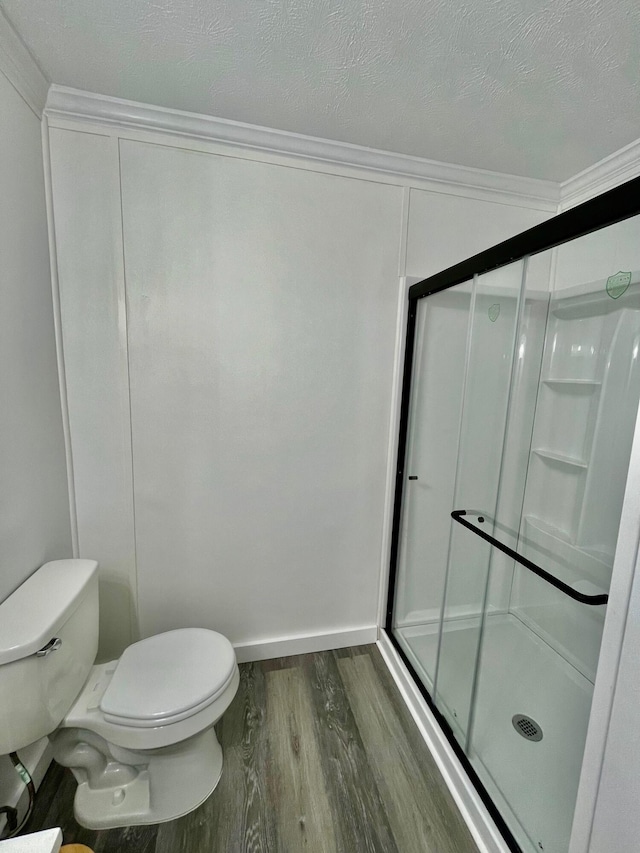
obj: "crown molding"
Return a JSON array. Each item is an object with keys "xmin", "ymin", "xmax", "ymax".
[
  {"xmin": 560, "ymin": 137, "xmax": 640, "ymax": 210},
  {"xmin": 45, "ymin": 85, "xmax": 559, "ymax": 210},
  {"xmin": 0, "ymin": 8, "xmax": 49, "ymax": 117}
]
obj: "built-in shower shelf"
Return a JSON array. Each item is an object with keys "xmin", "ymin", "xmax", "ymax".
[
  {"xmin": 542, "ymin": 378, "xmax": 601, "ymax": 387},
  {"xmin": 532, "ymin": 449, "xmax": 589, "ymax": 468}
]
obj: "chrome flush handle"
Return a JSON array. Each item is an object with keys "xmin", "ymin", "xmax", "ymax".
[{"xmin": 36, "ymin": 638, "xmax": 62, "ymax": 657}]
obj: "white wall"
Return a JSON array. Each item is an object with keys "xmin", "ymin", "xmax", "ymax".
[
  {"xmin": 45, "ymin": 100, "xmax": 553, "ymax": 661},
  {"xmin": 0, "ymin": 66, "xmax": 70, "ymax": 827},
  {"xmin": 49, "ymin": 125, "xmax": 405, "ymax": 659},
  {"xmin": 405, "ymin": 189, "xmax": 549, "ymax": 278},
  {"xmin": 120, "ymin": 139, "xmax": 404, "ymax": 651},
  {"xmin": 0, "ymin": 71, "xmax": 71, "ymax": 602},
  {"xmin": 48, "ymin": 130, "xmax": 137, "ymax": 662}
]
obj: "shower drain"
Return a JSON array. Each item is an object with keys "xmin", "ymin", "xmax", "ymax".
[{"xmin": 512, "ymin": 714, "xmax": 543, "ymax": 742}]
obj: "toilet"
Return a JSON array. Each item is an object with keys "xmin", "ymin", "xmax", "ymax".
[{"xmin": 0, "ymin": 559, "xmax": 239, "ymax": 830}]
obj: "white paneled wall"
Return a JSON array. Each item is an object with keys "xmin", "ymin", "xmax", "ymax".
[
  {"xmin": 0, "ymin": 72, "xmax": 71, "ymax": 601},
  {"xmin": 0, "ymin": 68, "xmax": 70, "ymax": 824},
  {"xmin": 406, "ymin": 188, "xmax": 549, "ymax": 278},
  {"xmin": 48, "ymin": 130, "xmax": 137, "ymax": 661},
  {"xmin": 46, "ymin": 107, "xmax": 552, "ymax": 660},
  {"xmin": 120, "ymin": 139, "xmax": 403, "ymax": 648}
]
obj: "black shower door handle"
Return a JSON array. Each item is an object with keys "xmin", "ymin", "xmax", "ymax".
[{"xmin": 451, "ymin": 510, "xmax": 608, "ymax": 606}]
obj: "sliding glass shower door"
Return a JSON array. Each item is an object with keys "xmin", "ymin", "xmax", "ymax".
[
  {"xmin": 389, "ymin": 208, "xmax": 640, "ymax": 853},
  {"xmin": 391, "ymin": 283, "xmax": 474, "ymax": 688},
  {"xmin": 434, "ymin": 261, "xmax": 525, "ymax": 746}
]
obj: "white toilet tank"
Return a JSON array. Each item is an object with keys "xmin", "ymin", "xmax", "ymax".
[{"xmin": 0, "ymin": 559, "xmax": 99, "ymax": 754}]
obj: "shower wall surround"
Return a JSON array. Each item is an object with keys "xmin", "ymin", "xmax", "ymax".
[{"xmin": 44, "ymin": 90, "xmax": 551, "ymax": 662}]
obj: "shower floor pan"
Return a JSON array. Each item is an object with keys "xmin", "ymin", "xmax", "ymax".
[{"xmin": 396, "ymin": 613, "xmax": 593, "ymax": 853}]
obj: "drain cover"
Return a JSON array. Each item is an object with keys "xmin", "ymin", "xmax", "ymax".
[{"xmin": 512, "ymin": 714, "xmax": 543, "ymax": 742}]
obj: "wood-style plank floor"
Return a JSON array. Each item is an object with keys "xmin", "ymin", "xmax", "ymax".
[{"xmin": 25, "ymin": 645, "xmax": 478, "ymax": 852}]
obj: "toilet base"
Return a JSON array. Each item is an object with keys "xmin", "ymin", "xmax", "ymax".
[{"xmin": 51, "ymin": 725, "xmax": 223, "ymax": 829}]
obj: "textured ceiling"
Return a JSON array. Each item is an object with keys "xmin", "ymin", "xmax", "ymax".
[{"xmin": 2, "ymin": 0, "xmax": 640, "ymax": 181}]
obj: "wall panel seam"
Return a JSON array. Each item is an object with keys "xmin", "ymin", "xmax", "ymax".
[
  {"xmin": 115, "ymin": 136, "xmax": 141, "ymax": 641},
  {"xmin": 41, "ymin": 116, "xmax": 79, "ymax": 556}
]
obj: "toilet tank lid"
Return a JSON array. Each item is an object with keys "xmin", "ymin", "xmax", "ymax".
[{"xmin": 0, "ymin": 559, "xmax": 98, "ymax": 665}]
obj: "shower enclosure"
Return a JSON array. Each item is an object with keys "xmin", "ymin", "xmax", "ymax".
[{"xmin": 387, "ymin": 182, "xmax": 640, "ymax": 853}]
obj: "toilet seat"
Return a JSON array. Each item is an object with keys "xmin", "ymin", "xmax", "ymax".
[{"xmin": 100, "ymin": 628, "xmax": 236, "ymax": 728}]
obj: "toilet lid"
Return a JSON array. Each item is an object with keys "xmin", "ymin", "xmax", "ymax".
[{"xmin": 100, "ymin": 628, "xmax": 236, "ymax": 727}]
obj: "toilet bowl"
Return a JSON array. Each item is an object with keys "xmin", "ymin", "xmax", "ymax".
[
  {"xmin": 49, "ymin": 627, "xmax": 240, "ymax": 829},
  {"xmin": 0, "ymin": 560, "xmax": 239, "ymax": 830}
]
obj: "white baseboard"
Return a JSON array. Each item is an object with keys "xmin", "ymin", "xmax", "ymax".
[
  {"xmin": 0, "ymin": 738, "xmax": 53, "ymax": 837},
  {"xmin": 376, "ymin": 630, "xmax": 509, "ymax": 853},
  {"xmin": 233, "ymin": 624, "xmax": 378, "ymax": 663}
]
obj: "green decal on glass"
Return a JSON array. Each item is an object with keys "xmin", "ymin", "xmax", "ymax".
[
  {"xmin": 606, "ymin": 271, "xmax": 631, "ymax": 299},
  {"xmin": 488, "ymin": 303, "xmax": 500, "ymax": 322}
]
